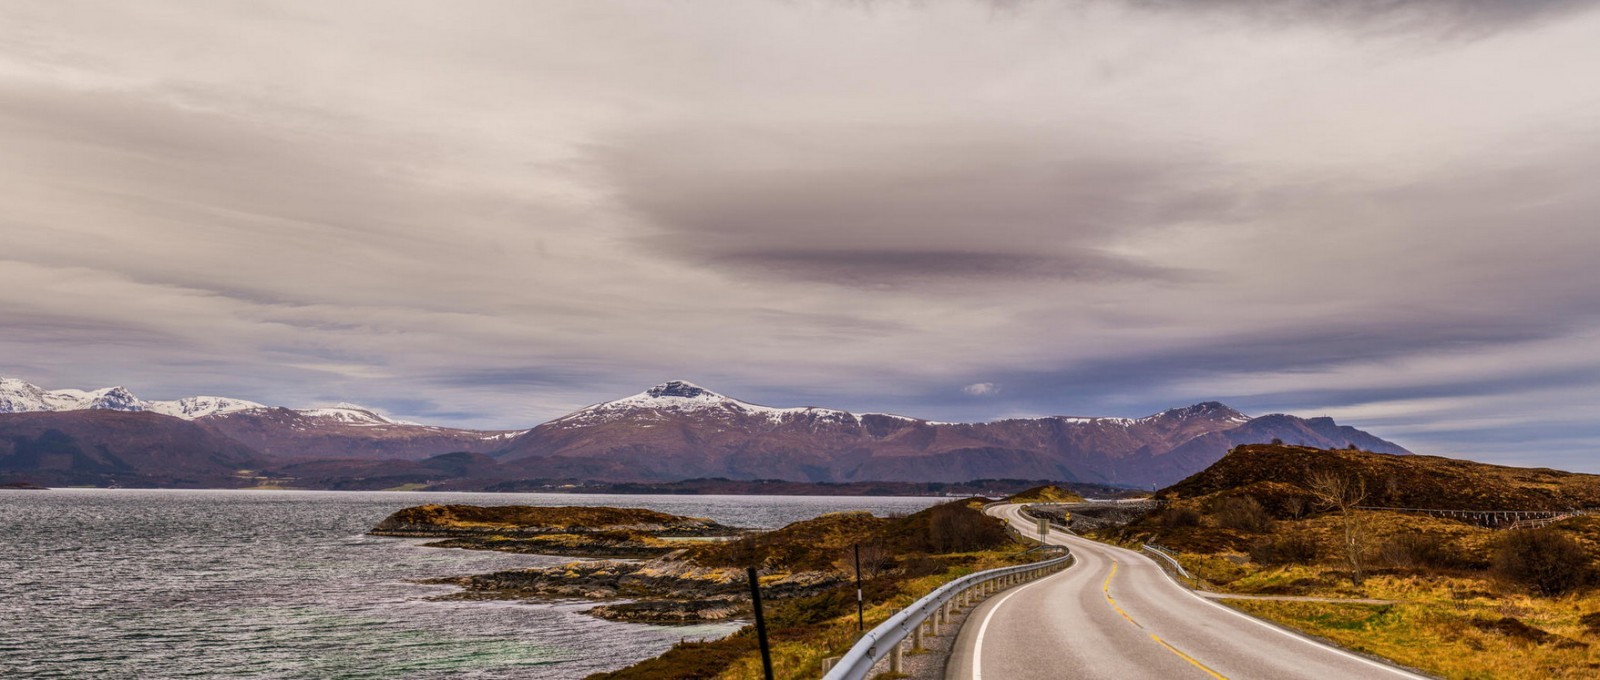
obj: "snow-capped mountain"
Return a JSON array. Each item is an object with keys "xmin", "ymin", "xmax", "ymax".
[
  {"xmin": 146, "ymin": 396, "xmax": 269, "ymax": 419},
  {"xmin": 1, "ymin": 377, "xmax": 1411, "ymax": 488},
  {"xmin": 498, "ymin": 380, "xmax": 1409, "ymax": 487},
  {"xmin": 552, "ymin": 380, "xmax": 865, "ymax": 427},
  {"xmin": 0, "ymin": 378, "xmax": 262, "ymax": 418},
  {"xmin": 0, "ymin": 378, "xmax": 523, "ymax": 461},
  {"xmin": 0, "ymin": 378, "xmax": 425, "ymax": 423}
]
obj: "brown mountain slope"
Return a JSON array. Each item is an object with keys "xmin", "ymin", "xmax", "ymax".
[
  {"xmin": 0, "ymin": 410, "xmax": 261, "ymax": 487},
  {"xmin": 1159, "ymin": 444, "xmax": 1600, "ymax": 511},
  {"xmin": 198, "ymin": 407, "xmax": 523, "ymax": 461}
]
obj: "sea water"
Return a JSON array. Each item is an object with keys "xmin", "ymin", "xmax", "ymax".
[{"xmin": 0, "ymin": 489, "xmax": 945, "ymax": 678}]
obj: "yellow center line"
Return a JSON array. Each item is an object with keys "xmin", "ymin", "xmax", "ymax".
[
  {"xmin": 1103, "ymin": 558, "xmax": 1230, "ymax": 680},
  {"xmin": 1103, "ymin": 561, "xmax": 1141, "ymax": 628}
]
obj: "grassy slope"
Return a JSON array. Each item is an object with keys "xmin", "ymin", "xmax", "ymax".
[
  {"xmin": 1108, "ymin": 445, "xmax": 1600, "ymax": 679},
  {"xmin": 1005, "ymin": 484, "xmax": 1086, "ymax": 504},
  {"xmin": 590, "ymin": 499, "xmax": 1035, "ymax": 680}
]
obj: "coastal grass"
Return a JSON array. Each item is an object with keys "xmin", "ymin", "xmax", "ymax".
[
  {"xmin": 588, "ymin": 499, "xmax": 1036, "ymax": 680},
  {"xmin": 1102, "ymin": 444, "xmax": 1600, "ymax": 678},
  {"xmin": 710, "ymin": 549, "xmax": 1035, "ymax": 680},
  {"xmin": 1224, "ymin": 580, "xmax": 1600, "ymax": 679}
]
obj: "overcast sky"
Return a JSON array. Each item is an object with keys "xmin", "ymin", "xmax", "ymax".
[{"xmin": 3, "ymin": 1, "xmax": 1599, "ymax": 469}]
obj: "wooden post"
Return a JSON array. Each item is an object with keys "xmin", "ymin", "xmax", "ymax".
[
  {"xmin": 854, "ymin": 544, "xmax": 865, "ymax": 632},
  {"xmin": 747, "ymin": 567, "xmax": 775, "ymax": 680},
  {"xmin": 890, "ymin": 640, "xmax": 903, "ymax": 673}
]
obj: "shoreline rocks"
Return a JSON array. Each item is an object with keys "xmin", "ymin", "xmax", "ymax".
[{"xmin": 369, "ymin": 503, "xmax": 744, "ymax": 559}]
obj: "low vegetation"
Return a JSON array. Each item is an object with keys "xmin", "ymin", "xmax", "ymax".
[
  {"xmin": 587, "ymin": 498, "xmax": 1039, "ymax": 679},
  {"xmin": 1106, "ymin": 444, "xmax": 1600, "ymax": 679},
  {"xmin": 447, "ymin": 498, "xmax": 1036, "ymax": 680},
  {"xmin": 369, "ymin": 504, "xmax": 742, "ymax": 558},
  {"xmin": 1004, "ymin": 484, "xmax": 1086, "ymax": 504},
  {"xmin": 370, "ymin": 504, "xmax": 738, "ymax": 536}
]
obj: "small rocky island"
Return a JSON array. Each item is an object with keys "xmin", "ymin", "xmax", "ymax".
[
  {"xmin": 370, "ymin": 499, "xmax": 1023, "ymax": 635},
  {"xmin": 369, "ymin": 503, "xmax": 743, "ymax": 558}
]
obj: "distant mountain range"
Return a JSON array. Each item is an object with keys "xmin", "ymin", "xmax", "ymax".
[{"xmin": 0, "ymin": 378, "xmax": 1410, "ymax": 489}]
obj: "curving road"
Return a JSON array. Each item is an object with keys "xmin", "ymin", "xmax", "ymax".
[{"xmin": 944, "ymin": 504, "xmax": 1432, "ymax": 680}]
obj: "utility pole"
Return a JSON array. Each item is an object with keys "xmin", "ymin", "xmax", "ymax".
[
  {"xmin": 747, "ymin": 566, "xmax": 775, "ymax": 680},
  {"xmin": 854, "ymin": 543, "xmax": 865, "ymax": 632}
]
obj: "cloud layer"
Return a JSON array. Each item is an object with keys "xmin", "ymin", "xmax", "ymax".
[{"xmin": 3, "ymin": 0, "xmax": 1600, "ymax": 469}]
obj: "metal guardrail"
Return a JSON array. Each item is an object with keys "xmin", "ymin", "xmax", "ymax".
[
  {"xmin": 820, "ymin": 549, "xmax": 1074, "ymax": 680},
  {"xmin": 1142, "ymin": 543, "xmax": 1190, "ymax": 579}
]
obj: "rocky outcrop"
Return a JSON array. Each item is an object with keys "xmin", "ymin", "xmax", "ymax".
[
  {"xmin": 425, "ymin": 555, "xmax": 841, "ymax": 623},
  {"xmin": 370, "ymin": 504, "xmax": 743, "ymax": 559},
  {"xmin": 370, "ymin": 504, "xmax": 740, "ymax": 537}
]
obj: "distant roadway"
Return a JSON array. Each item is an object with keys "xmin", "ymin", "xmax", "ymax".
[{"xmin": 945, "ymin": 504, "xmax": 1433, "ymax": 680}]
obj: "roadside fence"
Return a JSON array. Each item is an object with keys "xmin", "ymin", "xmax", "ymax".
[{"xmin": 819, "ymin": 548, "xmax": 1073, "ymax": 680}]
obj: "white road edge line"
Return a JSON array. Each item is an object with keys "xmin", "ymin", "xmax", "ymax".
[
  {"xmin": 971, "ymin": 558, "xmax": 1057, "ymax": 680},
  {"xmin": 1080, "ymin": 529, "xmax": 1434, "ymax": 680}
]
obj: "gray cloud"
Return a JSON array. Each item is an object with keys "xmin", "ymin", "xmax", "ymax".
[
  {"xmin": 3, "ymin": 1, "xmax": 1600, "ymax": 465},
  {"xmin": 706, "ymin": 249, "xmax": 1189, "ymax": 285},
  {"xmin": 599, "ymin": 126, "xmax": 1233, "ymax": 285},
  {"xmin": 1124, "ymin": 0, "xmax": 1600, "ymax": 36}
]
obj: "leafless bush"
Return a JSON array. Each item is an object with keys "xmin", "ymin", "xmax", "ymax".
[
  {"xmin": 1492, "ymin": 529, "xmax": 1591, "ymax": 596},
  {"xmin": 839, "ymin": 542, "xmax": 893, "ymax": 580},
  {"xmin": 1249, "ymin": 532, "xmax": 1320, "ymax": 565},
  {"xmin": 1282, "ymin": 496, "xmax": 1308, "ymax": 520},
  {"xmin": 924, "ymin": 503, "xmax": 1008, "ymax": 553},
  {"xmin": 1379, "ymin": 533, "xmax": 1461, "ymax": 570},
  {"xmin": 1213, "ymin": 496, "xmax": 1273, "ymax": 533},
  {"xmin": 1159, "ymin": 506, "xmax": 1202, "ymax": 529},
  {"xmin": 1308, "ymin": 471, "xmax": 1370, "ymax": 585}
]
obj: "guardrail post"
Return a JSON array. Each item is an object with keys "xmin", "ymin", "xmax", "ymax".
[
  {"xmin": 913, "ymin": 619, "xmax": 925, "ymax": 651},
  {"xmin": 890, "ymin": 640, "xmax": 903, "ymax": 673}
]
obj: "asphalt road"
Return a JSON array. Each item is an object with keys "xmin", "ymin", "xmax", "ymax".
[{"xmin": 944, "ymin": 504, "xmax": 1433, "ymax": 680}]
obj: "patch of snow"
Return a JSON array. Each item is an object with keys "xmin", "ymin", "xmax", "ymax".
[
  {"xmin": 0, "ymin": 379, "xmax": 148, "ymax": 414},
  {"xmin": 478, "ymin": 430, "xmax": 530, "ymax": 441},
  {"xmin": 551, "ymin": 380, "xmax": 863, "ymax": 427},
  {"xmin": 296, "ymin": 403, "xmax": 398, "ymax": 425},
  {"xmin": 147, "ymin": 396, "xmax": 266, "ymax": 419}
]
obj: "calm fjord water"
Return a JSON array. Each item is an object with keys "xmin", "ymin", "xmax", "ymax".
[{"xmin": 0, "ymin": 489, "xmax": 945, "ymax": 679}]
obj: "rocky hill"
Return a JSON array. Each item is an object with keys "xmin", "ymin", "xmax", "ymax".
[{"xmin": 1160, "ymin": 444, "xmax": 1600, "ymax": 512}]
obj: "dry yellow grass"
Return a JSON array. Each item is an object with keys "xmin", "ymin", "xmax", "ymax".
[{"xmin": 1227, "ymin": 579, "xmax": 1600, "ymax": 680}]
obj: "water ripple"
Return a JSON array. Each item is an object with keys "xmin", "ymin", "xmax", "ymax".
[{"xmin": 0, "ymin": 489, "xmax": 943, "ymax": 678}]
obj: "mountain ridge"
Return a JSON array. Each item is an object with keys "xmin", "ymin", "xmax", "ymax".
[
  {"xmin": 0, "ymin": 377, "xmax": 1411, "ymax": 488},
  {"xmin": 496, "ymin": 380, "xmax": 1409, "ymax": 487}
]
